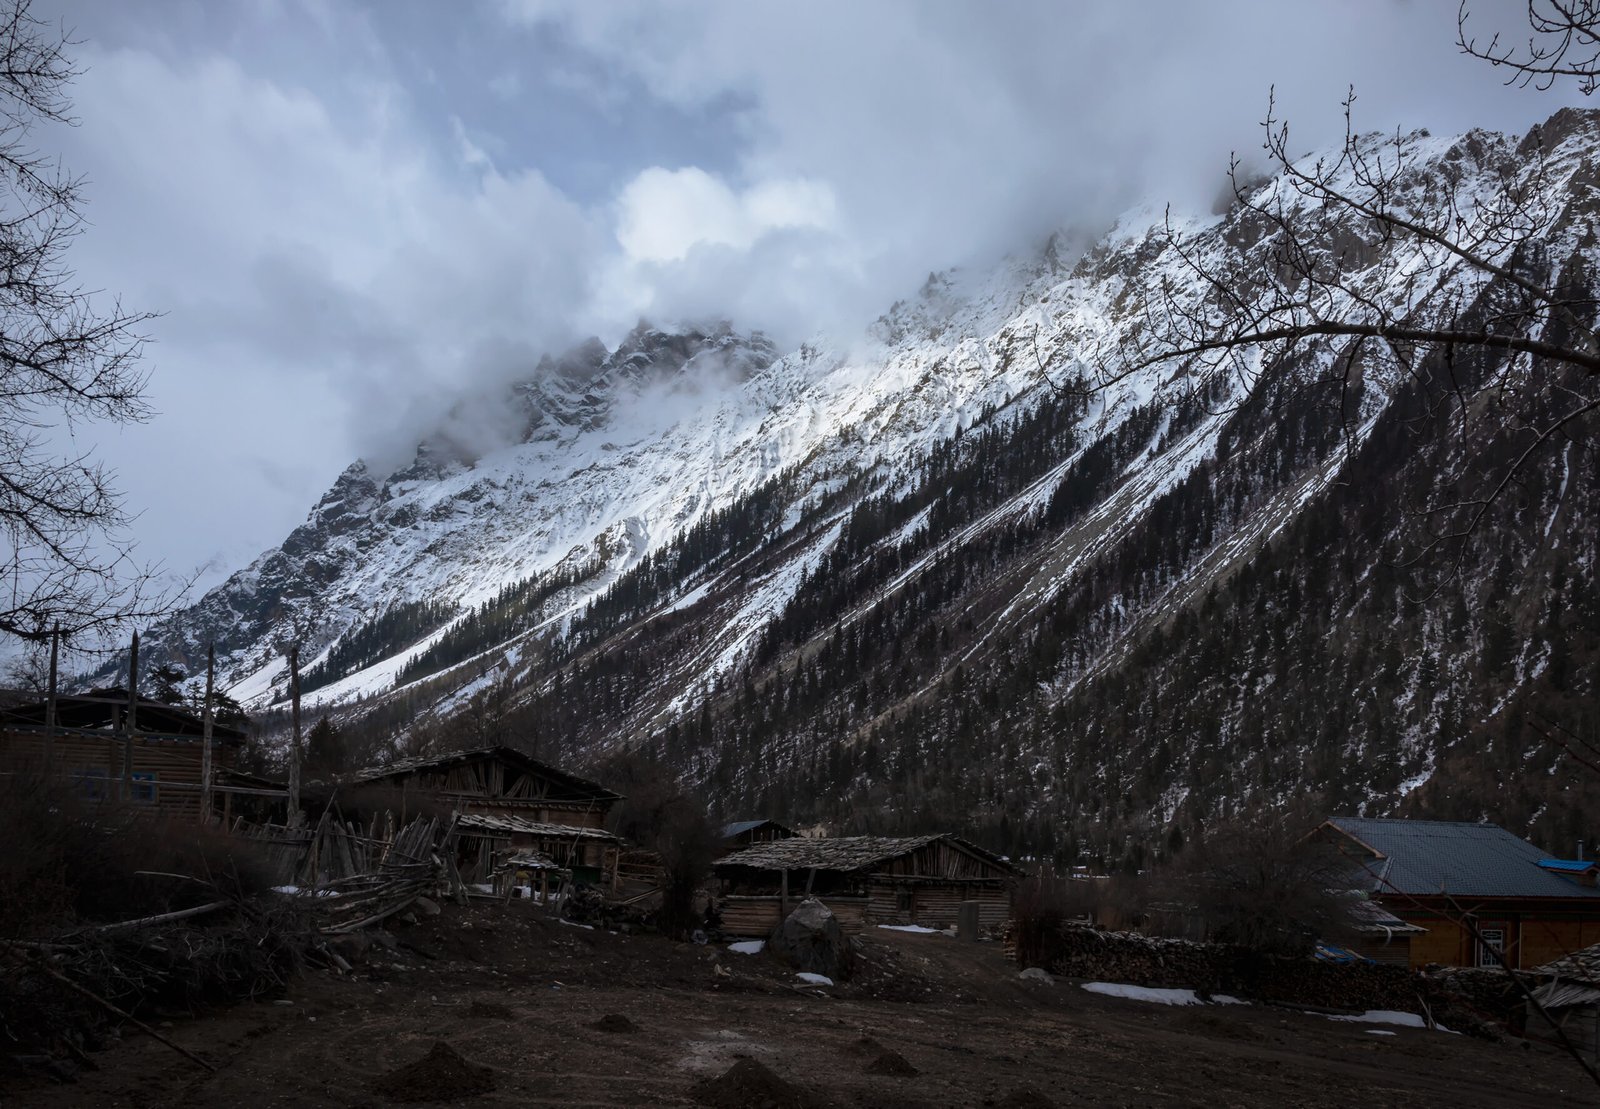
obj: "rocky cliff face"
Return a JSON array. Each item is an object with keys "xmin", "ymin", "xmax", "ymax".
[{"xmin": 130, "ymin": 111, "xmax": 1600, "ymax": 864}]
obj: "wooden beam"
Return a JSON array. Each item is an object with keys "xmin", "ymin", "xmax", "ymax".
[{"xmin": 200, "ymin": 642, "xmax": 215, "ymax": 823}]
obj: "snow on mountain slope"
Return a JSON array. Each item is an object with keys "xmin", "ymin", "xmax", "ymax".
[{"xmin": 134, "ymin": 109, "xmax": 1600, "ymax": 732}]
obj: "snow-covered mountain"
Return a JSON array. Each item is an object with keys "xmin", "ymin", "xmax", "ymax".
[{"xmin": 132, "ymin": 109, "xmax": 1600, "ymax": 865}]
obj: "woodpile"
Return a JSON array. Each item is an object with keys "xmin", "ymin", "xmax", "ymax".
[{"xmin": 250, "ymin": 814, "xmax": 461, "ymax": 941}]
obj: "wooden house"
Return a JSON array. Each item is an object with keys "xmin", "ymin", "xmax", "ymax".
[
  {"xmin": 0, "ymin": 689, "xmax": 247, "ymax": 822},
  {"xmin": 714, "ymin": 833, "xmax": 1019, "ymax": 937},
  {"xmin": 1316, "ymin": 817, "xmax": 1600, "ymax": 970},
  {"xmin": 344, "ymin": 746, "xmax": 623, "ymax": 888}
]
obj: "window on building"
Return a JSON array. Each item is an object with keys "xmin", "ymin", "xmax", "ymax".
[
  {"xmin": 131, "ymin": 771, "xmax": 158, "ymax": 804},
  {"xmin": 1477, "ymin": 923, "xmax": 1509, "ymax": 968},
  {"xmin": 74, "ymin": 767, "xmax": 107, "ymax": 800}
]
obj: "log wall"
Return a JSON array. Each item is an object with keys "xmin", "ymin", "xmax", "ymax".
[
  {"xmin": 0, "ymin": 728, "xmax": 236, "ymax": 822},
  {"xmin": 866, "ymin": 879, "xmax": 1011, "ymax": 931},
  {"xmin": 719, "ymin": 895, "xmax": 868, "ymax": 937}
]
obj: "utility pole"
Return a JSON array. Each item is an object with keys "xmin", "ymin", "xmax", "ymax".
[
  {"xmin": 44, "ymin": 623, "xmax": 59, "ymax": 770},
  {"xmin": 200, "ymin": 642, "xmax": 215, "ymax": 823},
  {"xmin": 288, "ymin": 643, "xmax": 303, "ymax": 828},
  {"xmin": 122, "ymin": 632, "xmax": 139, "ymax": 803}
]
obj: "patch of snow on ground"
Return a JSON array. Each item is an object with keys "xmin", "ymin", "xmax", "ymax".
[
  {"xmin": 878, "ymin": 924, "xmax": 941, "ymax": 934},
  {"xmin": 558, "ymin": 919, "xmax": 595, "ymax": 931},
  {"xmin": 1082, "ymin": 982, "xmax": 1246, "ymax": 1006},
  {"xmin": 796, "ymin": 972, "xmax": 834, "ymax": 986},
  {"xmin": 728, "ymin": 940, "xmax": 765, "ymax": 954},
  {"xmin": 1327, "ymin": 1010, "xmax": 1455, "ymax": 1033}
]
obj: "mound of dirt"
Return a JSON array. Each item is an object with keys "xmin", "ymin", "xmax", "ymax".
[
  {"xmin": 996, "ymin": 1086, "xmax": 1055, "ymax": 1108},
  {"xmin": 847, "ymin": 1035, "xmax": 885, "ymax": 1056},
  {"xmin": 371, "ymin": 1041, "xmax": 495, "ymax": 1103},
  {"xmin": 592, "ymin": 1014, "xmax": 638, "ymax": 1033},
  {"xmin": 691, "ymin": 1057, "xmax": 820, "ymax": 1109},
  {"xmin": 466, "ymin": 1001, "xmax": 515, "ymax": 1020},
  {"xmin": 864, "ymin": 1048, "xmax": 919, "ymax": 1076}
]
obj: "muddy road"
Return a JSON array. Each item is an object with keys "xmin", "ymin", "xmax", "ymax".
[{"xmin": 2, "ymin": 903, "xmax": 1590, "ymax": 1108}]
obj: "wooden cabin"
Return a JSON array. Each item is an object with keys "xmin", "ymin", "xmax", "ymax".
[
  {"xmin": 1317, "ymin": 817, "xmax": 1600, "ymax": 969},
  {"xmin": 345, "ymin": 746, "xmax": 623, "ymax": 888},
  {"xmin": 0, "ymin": 688, "xmax": 247, "ymax": 822},
  {"xmin": 714, "ymin": 833, "xmax": 1019, "ymax": 938}
]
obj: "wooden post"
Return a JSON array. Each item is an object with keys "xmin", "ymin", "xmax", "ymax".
[
  {"xmin": 287, "ymin": 643, "xmax": 303, "ymax": 828},
  {"xmin": 122, "ymin": 632, "xmax": 139, "ymax": 803},
  {"xmin": 780, "ymin": 869, "xmax": 789, "ymax": 920},
  {"xmin": 43, "ymin": 624, "xmax": 58, "ymax": 771},
  {"xmin": 200, "ymin": 642, "xmax": 215, "ymax": 823}
]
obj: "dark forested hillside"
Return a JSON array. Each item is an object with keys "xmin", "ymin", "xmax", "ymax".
[{"xmin": 132, "ymin": 111, "xmax": 1600, "ymax": 870}]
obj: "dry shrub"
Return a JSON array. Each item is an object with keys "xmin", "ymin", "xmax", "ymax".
[
  {"xmin": 1012, "ymin": 872, "xmax": 1147, "ymax": 965},
  {"xmin": 592, "ymin": 752, "xmax": 720, "ymax": 938},
  {"xmin": 0, "ymin": 762, "xmax": 301, "ymax": 1062},
  {"xmin": 1144, "ymin": 817, "xmax": 1357, "ymax": 956},
  {"xmin": 0, "ymin": 760, "xmax": 277, "ymax": 939}
]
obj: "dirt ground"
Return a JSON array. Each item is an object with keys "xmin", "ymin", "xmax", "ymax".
[{"xmin": 2, "ymin": 901, "xmax": 1594, "ymax": 1108}]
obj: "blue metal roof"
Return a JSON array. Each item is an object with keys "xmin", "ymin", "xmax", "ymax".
[
  {"xmin": 1538, "ymin": 858, "xmax": 1598, "ymax": 873},
  {"xmin": 721, "ymin": 819, "xmax": 792, "ymax": 838},
  {"xmin": 1326, "ymin": 817, "xmax": 1600, "ymax": 900}
]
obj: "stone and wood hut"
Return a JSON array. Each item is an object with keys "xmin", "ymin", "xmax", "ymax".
[
  {"xmin": 714, "ymin": 833, "xmax": 1019, "ymax": 937},
  {"xmin": 344, "ymin": 745, "xmax": 623, "ymax": 888}
]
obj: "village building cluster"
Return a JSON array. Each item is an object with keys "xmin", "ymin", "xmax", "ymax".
[{"xmin": 5, "ymin": 683, "xmax": 1600, "ymax": 1034}]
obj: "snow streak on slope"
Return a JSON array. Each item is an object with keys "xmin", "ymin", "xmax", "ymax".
[{"xmin": 137, "ymin": 110, "xmax": 1600, "ymax": 728}]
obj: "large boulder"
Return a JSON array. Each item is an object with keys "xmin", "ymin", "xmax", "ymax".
[{"xmin": 770, "ymin": 897, "xmax": 855, "ymax": 981}]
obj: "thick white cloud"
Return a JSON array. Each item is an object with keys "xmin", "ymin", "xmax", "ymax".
[
  {"xmin": 615, "ymin": 168, "xmax": 835, "ymax": 264},
  {"xmin": 51, "ymin": 38, "xmax": 601, "ymax": 587},
  {"xmin": 23, "ymin": 0, "xmax": 1588, "ymax": 600}
]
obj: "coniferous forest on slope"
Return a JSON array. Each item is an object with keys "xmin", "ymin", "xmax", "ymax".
[{"xmin": 311, "ymin": 261, "xmax": 1599, "ymax": 872}]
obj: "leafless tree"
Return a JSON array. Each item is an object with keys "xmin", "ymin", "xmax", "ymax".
[
  {"xmin": 0, "ymin": 0, "xmax": 165, "ymax": 645},
  {"xmin": 1460, "ymin": 1, "xmax": 1600, "ymax": 94},
  {"xmin": 1074, "ymin": 5, "xmax": 1600, "ymax": 554}
]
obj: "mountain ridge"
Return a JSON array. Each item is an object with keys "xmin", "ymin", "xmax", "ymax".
[{"xmin": 122, "ymin": 108, "xmax": 1600, "ymax": 864}]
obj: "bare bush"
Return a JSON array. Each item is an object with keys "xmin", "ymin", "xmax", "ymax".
[
  {"xmin": 594, "ymin": 752, "xmax": 720, "ymax": 938},
  {"xmin": 1145, "ymin": 819, "xmax": 1357, "ymax": 957},
  {"xmin": 0, "ymin": 760, "xmax": 276, "ymax": 941}
]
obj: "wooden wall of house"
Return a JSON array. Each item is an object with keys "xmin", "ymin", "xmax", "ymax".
[
  {"xmin": 1, "ymin": 728, "xmax": 235, "ymax": 822},
  {"xmin": 1519, "ymin": 917, "xmax": 1600, "ymax": 971},
  {"xmin": 396, "ymin": 759, "xmax": 615, "ymax": 826},
  {"xmin": 874, "ymin": 839, "xmax": 1011, "ymax": 881},
  {"xmin": 719, "ymin": 895, "xmax": 868, "ymax": 937},
  {"xmin": 866, "ymin": 879, "xmax": 1010, "ymax": 931},
  {"xmin": 1394, "ymin": 905, "xmax": 1600, "ymax": 969}
]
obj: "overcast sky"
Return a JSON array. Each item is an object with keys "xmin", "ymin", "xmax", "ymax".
[{"xmin": 32, "ymin": 0, "xmax": 1589, "ymax": 597}]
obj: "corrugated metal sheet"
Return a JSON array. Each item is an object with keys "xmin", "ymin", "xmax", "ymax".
[
  {"xmin": 1326, "ymin": 817, "xmax": 1600, "ymax": 900},
  {"xmin": 1539, "ymin": 858, "xmax": 1599, "ymax": 873}
]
